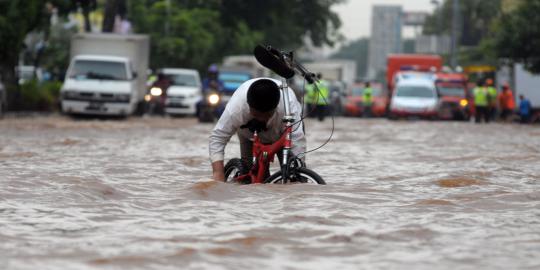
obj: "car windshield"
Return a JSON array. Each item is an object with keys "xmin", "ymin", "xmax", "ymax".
[
  {"xmin": 437, "ymin": 85, "xmax": 465, "ymax": 97},
  {"xmin": 168, "ymin": 74, "xmax": 198, "ymax": 87},
  {"xmin": 219, "ymin": 72, "xmax": 251, "ymax": 90},
  {"xmin": 70, "ymin": 60, "xmax": 127, "ymax": 80},
  {"xmin": 396, "ymin": 86, "xmax": 435, "ymax": 98},
  {"xmin": 219, "ymin": 73, "xmax": 250, "ymax": 83},
  {"xmin": 351, "ymin": 87, "xmax": 381, "ymax": 96}
]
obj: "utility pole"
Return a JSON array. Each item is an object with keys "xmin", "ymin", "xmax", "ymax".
[{"xmin": 450, "ymin": 0, "xmax": 460, "ymax": 68}]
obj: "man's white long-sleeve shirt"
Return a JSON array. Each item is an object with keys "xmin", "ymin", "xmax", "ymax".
[{"xmin": 209, "ymin": 78, "xmax": 306, "ymax": 163}]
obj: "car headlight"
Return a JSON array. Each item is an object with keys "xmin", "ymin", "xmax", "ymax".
[
  {"xmin": 460, "ymin": 99, "xmax": 468, "ymax": 107},
  {"xmin": 150, "ymin": 87, "xmax": 163, "ymax": 96},
  {"xmin": 208, "ymin": 94, "xmax": 220, "ymax": 105}
]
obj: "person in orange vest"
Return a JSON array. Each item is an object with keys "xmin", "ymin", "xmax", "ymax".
[{"xmin": 498, "ymin": 83, "xmax": 515, "ymax": 122}]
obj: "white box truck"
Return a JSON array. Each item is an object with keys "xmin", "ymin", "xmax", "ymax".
[
  {"xmin": 514, "ymin": 63, "xmax": 540, "ymax": 109},
  {"xmin": 60, "ymin": 33, "xmax": 149, "ymax": 116},
  {"xmin": 303, "ymin": 60, "xmax": 357, "ymax": 86}
]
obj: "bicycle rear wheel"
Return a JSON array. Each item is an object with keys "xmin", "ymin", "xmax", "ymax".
[
  {"xmin": 265, "ymin": 167, "xmax": 326, "ymax": 185},
  {"xmin": 224, "ymin": 158, "xmax": 250, "ymax": 184}
]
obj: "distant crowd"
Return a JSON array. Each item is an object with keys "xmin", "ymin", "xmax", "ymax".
[{"xmin": 472, "ymin": 78, "xmax": 535, "ymax": 124}]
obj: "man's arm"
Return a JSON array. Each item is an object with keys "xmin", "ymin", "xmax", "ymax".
[
  {"xmin": 208, "ymin": 97, "xmax": 245, "ymax": 181},
  {"xmin": 212, "ymin": 160, "xmax": 225, "ymax": 181}
]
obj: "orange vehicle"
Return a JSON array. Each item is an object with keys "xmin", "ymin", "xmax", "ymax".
[
  {"xmin": 387, "ymin": 54, "xmax": 443, "ymax": 94},
  {"xmin": 435, "ymin": 73, "xmax": 471, "ymax": 120},
  {"xmin": 344, "ymin": 82, "xmax": 388, "ymax": 117}
]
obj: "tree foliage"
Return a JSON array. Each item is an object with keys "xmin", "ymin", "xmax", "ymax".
[
  {"xmin": 423, "ymin": 0, "xmax": 501, "ymax": 46},
  {"xmin": 217, "ymin": 0, "xmax": 343, "ymax": 48},
  {"xmin": 128, "ymin": 0, "xmax": 343, "ymax": 70},
  {"xmin": 493, "ymin": 0, "xmax": 540, "ymax": 73},
  {"xmin": 0, "ymin": 0, "xmax": 81, "ymax": 84},
  {"xmin": 0, "ymin": 0, "xmax": 343, "ymax": 84},
  {"xmin": 0, "ymin": 1, "xmax": 47, "ymax": 83}
]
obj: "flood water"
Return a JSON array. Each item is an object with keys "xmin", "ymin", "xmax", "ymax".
[{"xmin": 1, "ymin": 115, "xmax": 539, "ymax": 270}]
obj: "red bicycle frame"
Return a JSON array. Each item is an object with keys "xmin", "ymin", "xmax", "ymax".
[{"xmin": 234, "ymin": 79, "xmax": 296, "ymax": 184}]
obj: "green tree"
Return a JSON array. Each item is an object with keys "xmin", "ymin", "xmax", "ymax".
[
  {"xmin": 218, "ymin": 0, "xmax": 343, "ymax": 49},
  {"xmin": 128, "ymin": 1, "xmax": 262, "ymax": 70},
  {"xmin": 128, "ymin": 0, "xmax": 343, "ymax": 70},
  {"xmin": 0, "ymin": 0, "xmax": 79, "ymax": 84},
  {"xmin": 493, "ymin": 0, "xmax": 540, "ymax": 73},
  {"xmin": 102, "ymin": 0, "xmax": 125, "ymax": 32},
  {"xmin": 0, "ymin": 1, "xmax": 48, "ymax": 84},
  {"xmin": 423, "ymin": 0, "xmax": 501, "ymax": 46}
]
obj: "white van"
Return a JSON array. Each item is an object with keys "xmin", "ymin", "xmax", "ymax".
[
  {"xmin": 61, "ymin": 55, "xmax": 138, "ymax": 115},
  {"xmin": 161, "ymin": 68, "xmax": 202, "ymax": 116},
  {"xmin": 389, "ymin": 76, "xmax": 439, "ymax": 119}
]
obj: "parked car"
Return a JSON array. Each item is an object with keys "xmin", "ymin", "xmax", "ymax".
[
  {"xmin": 160, "ymin": 68, "xmax": 202, "ymax": 116},
  {"xmin": 344, "ymin": 82, "xmax": 388, "ymax": 117},
  {"xmin": 388, "ymin": 77, "xmax": 439, "ymax": 119}
]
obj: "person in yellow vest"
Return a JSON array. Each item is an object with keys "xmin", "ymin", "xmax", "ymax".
[
  {"xmin": 473, "ymin": 80, "xmax": 489, "ymax": 123},
  {"xmin": 305, "ymin": 73, "xmax": 330, "ymax": 121},
  {"xmin": 485, "ymin": 78, "xmax": 498, "ymax": 120},
  {"xmin": 304, "ymin": 79, "xmax": 317, "ymax": 117},
  {"xmin": 362, "ymin": 82, "xmax": 374, "ymax": 118}
]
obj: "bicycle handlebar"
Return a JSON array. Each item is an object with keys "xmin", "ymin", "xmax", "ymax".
[{"xmin": 253, "ymin": 45, "xmax": 318, "ymax": 84}]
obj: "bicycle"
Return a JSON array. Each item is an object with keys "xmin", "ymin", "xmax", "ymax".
[{"xmin": 223, "ymin": 45, "xmax": 327, "ymax": 185}]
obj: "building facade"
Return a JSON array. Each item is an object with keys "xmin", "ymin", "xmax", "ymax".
[{"xmin": 368, "ymin": 5, "xmax": 403, "ymax": 79}]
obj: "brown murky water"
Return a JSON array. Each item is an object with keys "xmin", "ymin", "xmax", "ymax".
[{"xmin": 1, "ymin": 115, "xmax": 539, "ymax": 269}]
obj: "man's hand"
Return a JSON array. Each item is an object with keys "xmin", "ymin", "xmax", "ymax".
[{"xmin": 212, "ymin": 161, "xmax": 225, "ymax": 182}]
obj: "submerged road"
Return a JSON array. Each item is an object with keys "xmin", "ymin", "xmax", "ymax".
[{"xmin": 1, "ymin": 115, "xmax": 539, "ymax": 269}]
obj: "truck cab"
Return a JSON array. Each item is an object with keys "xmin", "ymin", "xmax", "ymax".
[
  {"xmin": 61, "ymin": 55, "xmax": 138, "ymax": 116},
  {"xmin": 389, "ymin": 76, "xmax": 440, "ymax": 119},
  {"xmin": 435, "ymin": 73, "xmax": 470, "ymax": 120},
  {"xmin": 60, "ymin": 33, "xmax": 149, "ymax": 117}
]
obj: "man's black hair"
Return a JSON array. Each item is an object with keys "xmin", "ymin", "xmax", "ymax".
[{"xmin": 247, "ymin": 79, "xmax": 280, "ymax": 112}]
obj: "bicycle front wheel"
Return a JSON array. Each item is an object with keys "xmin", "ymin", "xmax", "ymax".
[
  {"xmin": 224, "ymin": 158, "xmax": 249, "ymax": 183},
  {"xmin": 265, "ymin": 167, "xmax": 326, "ymax": 185}
]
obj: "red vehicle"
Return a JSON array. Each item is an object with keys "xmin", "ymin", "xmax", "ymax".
[
  {"xmin": 435, "ymin": 73, "xmax": 471, "ymax": 120},
  {"xmin": 344, "ymin": 82, "xmax": 388, "ymax": 117},
  {"xmin": 387, "ymin": 54, "xmax": 443, "ymax": 94}
]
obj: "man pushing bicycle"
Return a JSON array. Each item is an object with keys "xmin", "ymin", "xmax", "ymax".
[{"xmin": 209, "ymin": 78, "xmax": 305, "ymax": 182}]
